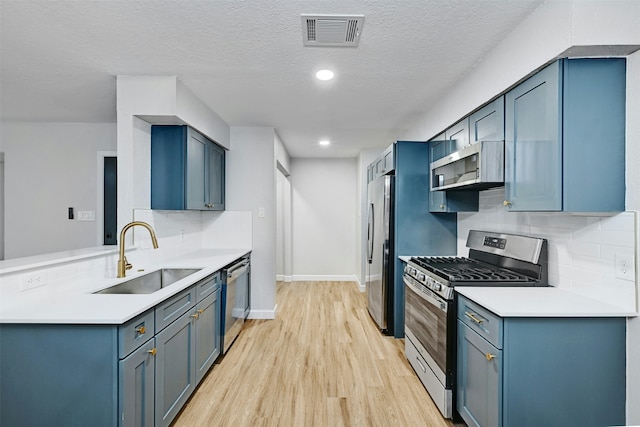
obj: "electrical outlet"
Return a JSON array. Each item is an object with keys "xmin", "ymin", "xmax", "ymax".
[
  {"xmin": 615, "ymin": 254, "xmax": 635, "ymax": 281},
  {"xmin": 20, "ymin": 271, "xmax": 47, "ymax": 291}
]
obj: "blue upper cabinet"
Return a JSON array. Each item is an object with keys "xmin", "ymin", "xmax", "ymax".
[
  {"xmin": 152, "ymin": 125, "xmax": 226, "ymax": 211},
  {"xmin": 445, "ymin": 117, "xmax": 469, "ymax": 152},
  {"xmin": 504, "ymin": 58, "xmax": 626, "ymax": 212},
  {"xmin": 469, "ymin": 96, "xmax": 504, "ymax": 144}
]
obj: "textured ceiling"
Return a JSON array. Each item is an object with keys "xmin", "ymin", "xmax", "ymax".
[{"xmin": 0, "ymin": 0, "xmax": 543, "ymax": 157}]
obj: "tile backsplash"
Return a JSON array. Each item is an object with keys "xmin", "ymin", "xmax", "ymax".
[{"xmin": 457, "ymin": 188, "xmax": 638, "ymax": 311}]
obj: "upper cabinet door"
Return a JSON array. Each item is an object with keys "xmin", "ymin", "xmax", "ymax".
[
  {"xmin": 186, "ymin": 128, "xmax": 208, "ymax": 210},
  {"xmin": 469, "ymin": 96, "xmax": 504, "ymax": 144},
  {"xmin": 504, "ymin": 61, "xmax": 562, "ymax": 211},
  {"xmin": 206, "ymin": 142, "xmax": 225, "ymax": 210},
  {"xmin": 445, "ymin": 117, "xmax": 469, "ymax": 152}
]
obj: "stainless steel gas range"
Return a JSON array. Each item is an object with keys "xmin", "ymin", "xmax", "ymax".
[{"xmin": 403, "ymin": 230, "xmax": 548, "ymax": 419}]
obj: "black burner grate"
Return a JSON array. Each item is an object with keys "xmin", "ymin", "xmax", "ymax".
[{"xmin": 409, "ymin": 256, "xmax": 530, "ymax": 283}]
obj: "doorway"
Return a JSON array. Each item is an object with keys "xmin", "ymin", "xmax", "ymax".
[
  {"xmin": 97, "ymin": 151, "xmax": 117, "ymax": 246},
  {"xmin": 276, "ymin": 165, "xmax": 292, "ymax": 282},
  {"xmin": 103, "ymin": 157, "xmax": 117, "ymax": 245}
]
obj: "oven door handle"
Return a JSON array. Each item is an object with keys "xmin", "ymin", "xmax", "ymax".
[{"xmin": 403, "ymin": 275, "xmax": 447, "ymax": 311}]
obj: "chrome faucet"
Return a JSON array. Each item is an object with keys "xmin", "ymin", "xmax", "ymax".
[{"xmin": 117, "ymin": 221, "xmax": 159, "ymax": 278}]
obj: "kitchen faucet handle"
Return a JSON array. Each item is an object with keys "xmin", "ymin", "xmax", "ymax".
[{"xmin": 123, "ymin": 256, "xmax": 133, "ymax": 271}]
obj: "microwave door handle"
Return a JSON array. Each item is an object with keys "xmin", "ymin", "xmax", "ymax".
[{"xmin": 367, "ymin": 203, "xmax": 374, "ymax": 263}]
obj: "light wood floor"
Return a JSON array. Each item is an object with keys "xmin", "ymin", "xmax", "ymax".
[{"xmin": 173, "ymin": 281, "xmax": 460, "ymax": 427}]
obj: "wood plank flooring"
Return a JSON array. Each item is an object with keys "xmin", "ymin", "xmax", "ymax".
[{"xmin": 173, "ymin": 281, "xmax": 460, "ymax": 427}]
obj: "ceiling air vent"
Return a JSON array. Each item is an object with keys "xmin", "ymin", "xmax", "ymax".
[{"xmin": 301, "ymin": 14, "xmax": 364, "ymax": 47}]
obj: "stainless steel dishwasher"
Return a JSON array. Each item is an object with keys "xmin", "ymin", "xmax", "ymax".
[{"xmin": 220, "ymin": 254, "xmax": 250, "ymax": 354}]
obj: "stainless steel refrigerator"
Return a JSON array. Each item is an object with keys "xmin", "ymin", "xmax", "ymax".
[
  {"xmin": 366, "ymin": 173, "xmax": 394, "ymax": 333},
  {"xmin": 365, "ymin": 141, "xmax": 457, "ymax": 338}
]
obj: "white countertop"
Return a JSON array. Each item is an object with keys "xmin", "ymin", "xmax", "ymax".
[
  {"xmin": 456, "ymin": 287, "xmax": 637, "ymax": 318},
  {"xmin": 0, "ymin": 248, "xmax": 251, "ymax": 324}
]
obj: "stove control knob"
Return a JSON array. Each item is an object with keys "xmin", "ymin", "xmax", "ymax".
[
  {"xmin": 418, "ymin": 273, "xmax": 425, "ymax": 282},
  {"xmin": 432, "ymin": 282, "xmax": 442, "ymax": 291}
]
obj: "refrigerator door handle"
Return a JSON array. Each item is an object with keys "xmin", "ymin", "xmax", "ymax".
[{"xmin": 367, "ymin": 203, "xmax": 374, "ymax": 263}]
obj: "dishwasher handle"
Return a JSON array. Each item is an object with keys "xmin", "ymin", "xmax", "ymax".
[{"xmin": 225, "ymin": 260, "xmax": 249, "ymax": 281}]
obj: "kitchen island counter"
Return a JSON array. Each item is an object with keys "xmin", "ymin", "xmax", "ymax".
[{"xmin": 0, "ymin": 248, "xmax": 251, "ymax": 324}]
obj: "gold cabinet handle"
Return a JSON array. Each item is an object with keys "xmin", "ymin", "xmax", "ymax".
[
  {"xmin": 485, "ymin": 353, "xmax": 496, "ymax": 361},
  {"xmin": 440, "ymin": 204, "xmax": 445, "ymax": 209},
  {"xmin": 148, "ymin": 348, "xmax": 157, "ymax": 356},
  {"xmin": 191, "ymin": 313, "xmax": 200, "ymax": 319},
  {"xmin": 503, "ymin": 200, "xmax": 512, "ymax": 207},
  {"xmin": 197, "ymin": 309, "xmax": 204, "ymax": 315},
  {"xmin": 464, "ymin": 311, "xmax": 484, "ymax": 324},
  {"xmin": 135, "ymin": 325, "xmax": 146, "ymax": 335}
]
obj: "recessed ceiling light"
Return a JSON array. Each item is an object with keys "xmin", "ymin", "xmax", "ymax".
[
  {"xmin": 319, "ymin": 140, "xmax": 330, "ymax": 146},
  {"xmin": 315, "ymin": 70, "xmax": 334, "ymax": 81}
]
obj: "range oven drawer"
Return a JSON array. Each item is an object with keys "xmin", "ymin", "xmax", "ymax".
[
  {"xmin": 405, "ymin": 334, "xmax": 453, "ymax": 419},
  {"xmin": 457, "ymin": 295, "xmax": 503, "ymax": 349}
]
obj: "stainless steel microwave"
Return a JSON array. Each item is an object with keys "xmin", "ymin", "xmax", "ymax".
[{"xmin": 430, "ymin": 140, "xmax": 504, "ymax": 191}]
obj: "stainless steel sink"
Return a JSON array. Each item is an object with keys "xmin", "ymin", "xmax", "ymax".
[{"xmin": 95, "ymin": 268, "xmax": 201, "ymax": 294}]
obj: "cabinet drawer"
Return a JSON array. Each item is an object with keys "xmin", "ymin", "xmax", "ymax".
[
  {"xmin": 119, "ymin": 309, "xmax": 155, "ymax": 359},
  {"xmin": 458, "ymin": 296, "xmax": 502, "ymax": 348},
  {"xmin": 195, "ymin": 272, "xmax": 220, "ymax": 302},
  {"xmin": 156, "ymin": 286, "xmax": 196, "ymax": 332}
]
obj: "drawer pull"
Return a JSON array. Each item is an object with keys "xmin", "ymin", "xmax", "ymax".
[
  {"xmin": 485, "ymin": 353, "xmax": 496, "ymax": 361},
  {"xmin": 191, "ymin": 313, "xmax": 200, "ymax": 319},
  {"xmin": 135, "ymin": 326, "xmax": 146, "ymax": 335},
  {"xmin": 197, "ymin": 309, "xmax": 204, "ymax": 315},
  {"xmin": 148, "ymin": 348, "xmax": 157, "ymax": 356},
  {"xmin": 465, "ymin": 311, "xmax": 484, "ymax": 324}
]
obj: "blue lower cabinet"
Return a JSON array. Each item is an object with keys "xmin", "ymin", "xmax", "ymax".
[
  {"xmin": 0, "ymin": 324, "xmax": 119, "ymax": 427},
  {"xmin": 0, "ymin": 273, "xmax": 223, "ymax": 427},
  {"xmin": 120, "ymin": 339, "xmax": 156, "ymax": 427},
  {"xmin": 195, "ymin": 290, "xmax": 221, "ymax": 384},
  {"xmin": 457, "ymin": 296, "xmax": 626, "ymax": 427},
  {"xmin": 155, "ymin": 309, "xmax": 197, "ymax": 427},
  {"xmin": 457, "ymin": 320, "xmax": 502, "ymax": 427}
]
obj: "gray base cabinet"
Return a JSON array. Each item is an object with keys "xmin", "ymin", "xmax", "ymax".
[
  {"xmin": 457, "ymin": 296, "xmax": 626, "ymax": 427},
  {"xmin": 0, "ymin": 273, "xmax": 222, "ymax": 427}
]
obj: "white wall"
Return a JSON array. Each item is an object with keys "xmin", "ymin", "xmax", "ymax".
[
  {"xmin": 623, "ymin": 48, "xmax": 640, "ymax": 425},
  {"xmin": 276, "ymin": 169, "xmax": 293, "ymax": 282},
  {"xmin": 226, "ymin": 126, "xmax": 277, "ymax": 318},
  {"xmin": 116, "ymin": 75, "xmax": 231, "ymax": 239},
  {"xmin": 0, "ymin": 122, "xmax": 116, "ymax": 258},
  {"xmin": 275, "ymin": 131, "xmax": 292, "ymax": 281},
  {"xmin": 290, "ymin": 158, "xmax": 357, "ymax": 281},
  {"xmin": 403, "ymin": 1, "xmax": 640, "ymax": 422}
]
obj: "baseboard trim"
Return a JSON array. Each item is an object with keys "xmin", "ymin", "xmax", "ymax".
[
  {"xmin": 356, "ymin": 277, "xmax": 365, "ymax": 292},
  {"xmin": 247, "ymin": 305, "xmax": 277, "ymax": 320},
  {"xmin": 291, "ymin": 274, "xmax": 358, "ymax": 282},
  {"xmin": 276, "ymin": 275, "xmax": 293, "ymax": 282}
]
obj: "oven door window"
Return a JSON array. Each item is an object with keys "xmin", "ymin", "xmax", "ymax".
[{"xmin": 404, "ymin": 276, "xmax": 448, "ymax": 374}]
